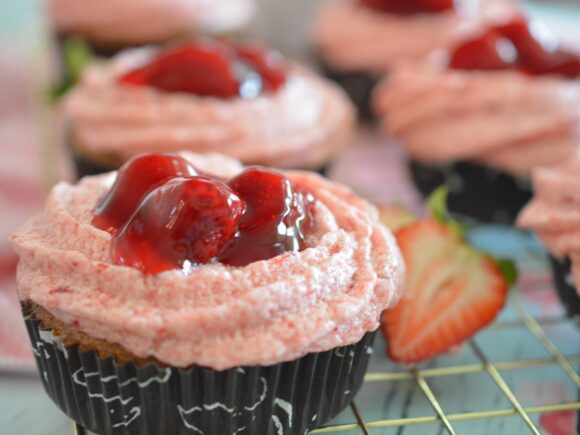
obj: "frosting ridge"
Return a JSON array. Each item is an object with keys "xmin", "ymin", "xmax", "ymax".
[{"xmin": 373, "ymin": 66, "xmax": 580, "ymax": 177}]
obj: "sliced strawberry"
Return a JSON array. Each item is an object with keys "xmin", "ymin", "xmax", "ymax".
[{"xmin": 382, "ymin": 219, "xmax": 510, "ymax": 362}]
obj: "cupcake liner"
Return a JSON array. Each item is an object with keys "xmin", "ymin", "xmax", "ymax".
[
  {"xmin": 318, "ymin": 58, "xmax": 380, "ymax": 122},
  {"xmin": 23, "ymin": 306, "xmax": 376, "ymax": 435},
  {"xmin": 409, "ymin": 159, "xmax": 532, "ymax": 225},
  {"xmin": 69, "ymin": 144, "xmax": 120, "ymax": 180},
  {"xmin": 548, "ymin": 256, "xmax": 580, "ymax": 321}
]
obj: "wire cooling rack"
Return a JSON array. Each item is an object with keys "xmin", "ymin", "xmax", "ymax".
[
  {"xmin": 73, "ymin": 228, "xmax": 580, "ymax": 435},
  {"xmin": 311, "ymin": 298, "xmax": 579, "ymax": 435}
]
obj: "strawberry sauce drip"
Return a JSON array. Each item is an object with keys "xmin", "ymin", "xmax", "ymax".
[
  {"xmin": 118, "ymin": 42, "xmax": 288, "ymax": 98},
  {"xmin": 449, "ymin": 19, "xmax": 580, "ymax": 78},
  {"xmin": 92, "ymin": 154, "xmax": 314, "ymax": 273},
  {"xmin": 358, "ymin": 0, "xmax": 454, "ymax": 15}
]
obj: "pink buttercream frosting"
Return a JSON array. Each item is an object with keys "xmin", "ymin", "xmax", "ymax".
[
  {"xmin": 313, "ymin": 0, "xmax": 520, "ymax": 73},
  {"xmin": 11, "ymin": 153, "xmax": 404, "ymax": 369},
  {"xmin": 518, "ymin": 155, "xmax": 580, "ymax": 292},
  {"xmin": 48, "ymin": 0, "xmax": 256, "ymax": 45},
  {"xmin": 373, "ymin": 66, "xmax": 580, "ymax": 177},
  {"xmin": 64, "ymin": 47, "xmax": 355, "ymax": 169}
]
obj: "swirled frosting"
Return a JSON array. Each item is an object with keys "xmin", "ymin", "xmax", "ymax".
[
  {"xmin": 313, "ymin": 0, "xmax": 519, "ymax": 73},
  {"xmin": 64, "ymin": 47, "xmax": 355, "ymax": 170},
  {"xmin": 11, "ymin": 153, "xmax": 404, "ymax": 369},
  {"xmin": 48, "ymin": 0, "xmax": 256, "ymax": 45},
  {"xmin": 373, "ymin": 66, "xmax": 580, "ymax": 177},
  {"xmin": 518, "ymin": 156, "xmax": 580, "ymax": 292}
]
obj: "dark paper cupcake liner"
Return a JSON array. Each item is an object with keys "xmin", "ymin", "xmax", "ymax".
[
  {"xmin": 318, "ymin": 58, "xmax": 380, "ymax": 122},
  {"xmin": 548, "ymin": 256, "xmax": 580, "ymax": 321},
  {"xmin": 409, "ymin": 159, "xmax": 532, "ymax": 225},
  {"xmin": 23, "ymin": 307, "xmax": 376, "ymax": 435},
  {"xmin": 69, "ymin": 145, "xmax": 120, "ymax": 180}
]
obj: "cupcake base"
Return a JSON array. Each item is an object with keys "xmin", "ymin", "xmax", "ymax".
[
  {"xmin": 549, "ymin": 257, "xmax": 580, "ymax": 321},
  {"xmin": 318, "ymin": 59, "xmax": 380, "ymax": 122},
  {"xmin": 23, "ymin": 302, "xmax": 376, "ymax": 435},
  {"xmin": 409, "ymin": 159, "xmax": 532, "ymax": 225}
]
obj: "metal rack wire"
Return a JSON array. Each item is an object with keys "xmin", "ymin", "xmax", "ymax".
[{"xmin": 310, "ymin": 299, "xmax": 580, "ymax": 435}]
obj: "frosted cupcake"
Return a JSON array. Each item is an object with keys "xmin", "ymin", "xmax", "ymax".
[
  {"xmin": 48, "ymin": 0, "xmax": 256, "ymax": 57},
  {"xmin": 11, "ymin": 152, "xmax": 404, "ymax": 435},
  {"xmin": 64, "ymin": 40, "xmax": 356, "ymax": 179},
  {"xmin": 313, "ymin": 0, "xmax": 519, "ymax": 119},
  {"xmin": 518, "ymin": 157, "xmax": 580, "ymax": 319},
  {"xmin": 374, "ymin": 18, "xmax": 580, "ymax": 224}
]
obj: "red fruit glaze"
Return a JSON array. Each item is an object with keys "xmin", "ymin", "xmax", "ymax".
[
  {"xmin": 119, "ymin": 44, "xmax": 239, "ymax": 98},
  {"xmin": 93, "ymin": 155, "xmax": 314, "ymax": 274},
  {"xmin": 449, "ymin": 18, "xmax": 580, "ymax": 78},
  {"xmin": 219, "ymin": 168, "xmax": 314, "ymax": 266},
  {"xmin": 92, "ymin": 154, "xmax": 198, "ymax": 234},
  {"xmin": 235, "ymin": 46, "xmax": 287, "ymax": 92},
  {"xmin": 359, "ymin": 0, "xmax": 454, "ymax": 15},
  {"xmin": 113, "ymin": 177, "xmax": 245, "ymax": 274},
  {"xmin": 118, "ymin": 42, "xmax": 288, "ymax": 97},
  {"xmin": 448, "ymin": 31, "xmax": 516, "ymax": 71}
]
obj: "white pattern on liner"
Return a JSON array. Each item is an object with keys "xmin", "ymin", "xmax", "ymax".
[
  {"xmin": 178, "ymin": 376, "xmax": 268, "ymax": 433},
  {"xmin": 72, "ymin": 367, "xmax": 171, "ymax": 428},
  {"xmin": 274, "ymin": 398, "xmax": 293, "ymax": 428}
]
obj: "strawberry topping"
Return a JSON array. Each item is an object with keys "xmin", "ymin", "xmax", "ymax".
[
  {"xmin": 450, "ymin": 18, "xmax": 580, "ymax": 78},
  {"xmin": 358, "ymin": 0, "xmax": 454, "ymax": 15},
  {"xmin": 118, "ymin": 42, "xmax": 288, "ymax": 98},
  {"xmin": 92, "ymin": 153, "xmax": 314, "ymax": 273}
]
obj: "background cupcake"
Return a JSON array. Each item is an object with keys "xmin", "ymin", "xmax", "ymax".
[
  {"xmin": 63, "ymin": 40, "xmax": 356, "ymax": 179},
  {"xmin": 518, "ymin": 157, "xmax": 580, "ymax": 319},
  {"xmin": 48, "ymin": 0, "xmax": 256, "ymax": 57},
  {"xmin": 312, "ymin": 0, "xmax": 520, "ymax": 119},
  {"xmin": 11, "ymin": 151, "xmax": 404, "ymax": 434},
  {"xmin": 373, "ymin": 17, "xmax": 580, "ymax": 224}
]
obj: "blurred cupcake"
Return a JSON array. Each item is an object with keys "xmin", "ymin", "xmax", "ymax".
[
  {"xmin": 518, "ymin": 157, "xmax": 580, "ymax": 320},
  {"xmin": 63, "ymin": 40, "xmax": 355, "ymax": 179},
  {"xmin": 313, "ymin": 0, "xmax": 519, "ymax": 119},
  {"xmin": 48, "ymin": 0, "xmax": 256, "ymax": 57},
  {"xmin": 11, "ymin": 151, "xmax": 404, "ymax": 435},
  {"xmin": 374, "ymin": 18, "xmax": 580, "ymax": 224}
]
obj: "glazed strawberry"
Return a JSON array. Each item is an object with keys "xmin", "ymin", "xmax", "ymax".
[
  {"xmin": 118, "ymin": 42, "xmax": 288, "ymax": 97},
  {"xmin": 119, "ymin": 44, "xmax": 240, "ymax": 98},
  {"xmin": 219, "ymin": 168, "xmax": 314, "ymax": 266},
  {"xmin": 359, "ymin": 0, "xmax": 454, "ymax": 15},
  {"xmin": 112, "ymin": 177, "xmax": 244, "ymax": 274},
  {"xmin": 92, "ymin": 154, "xmax": 315, "ymax": 273},
  {"xmin": 450, "ymin": 19, "xmax": 580, "ymax": 78},
  {"xmin": 235, "ymin": 46, "xmax": 287, "ymax": 92},
  {"xmin": 381, "ymin": 190, "xmax": 516, "ymax": 363},
  {"xmin": 449, "ymin": 31, "xmax": 517, "ymax": 71},
  {"xmin": 92, "ymin": 154, "xmax": 198, "ymax": 234}
]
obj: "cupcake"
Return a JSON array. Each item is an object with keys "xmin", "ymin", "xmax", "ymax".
[
  {"xmin": 48, "ymin": 0, "xmax": 256, "ymax": 57},
  {"xmin": 63, "ymin": 40, "xmax": 356, "ymax": 179},
  {"xmin": 518, "ymin": 157, "xmax": 580, "ymax": 320},
  {"xmin": 373, "ymin": 18, "xmax": 580, "ymax": 224},
  {"xmin": 312, "ymin": 0, "xmax": 519, "ymax": 119},
  {"xmin": 11, "ymin": 152, "xmax": 404, "ymax": 435}
]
